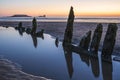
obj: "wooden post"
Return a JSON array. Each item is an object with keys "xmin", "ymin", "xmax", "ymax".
[
  {"xmin": 31, "ymin": 17, "xmax": 37, "ymax": 35},
  {"xmin": 79, "ymin": 31, "xmax": 91, "ymax": 50},
  {"xmin": 90, "ymin": 23, "xmax": 103, "ymax": 53},
  {"xmin": 63, "ymin": 6, "xmax": 74, "ymax": 45},
  {"xmin": 102, "ymin": 23, "xmax": 118, "ymax": 56}
]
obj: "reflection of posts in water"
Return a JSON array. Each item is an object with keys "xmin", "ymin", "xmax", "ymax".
[
  {"xmin": 90, "ymin": 24, "xmax": 103, "ymax": 53},
  {"xmin": 79, "ymin": 31, "xmax": 91, "ymax": 50},
  {"xmin": 101, "ymin": 56, "xmax": 113, "ymax": 80},
  {"xmin": 17, "ymin": 22, "xmax": 25, "ymax": 36},
  {"xmin": 31, "ymin": 35, "xmax": 38, "ymax": 48},
  {"xmin": 90, "ymin": 56, "xmax": 100, "ymax": 77},
  {"xmin": 102, "ymin": 23, "xmax": 118, "ymax": 56},
  {"xmin": 63, "ymin": 6, "xmax": 74, "ymax": 45},
  {"xmin": 26, "ymin": 28, "xmax": 32, "ymax": 34},
  {"xmin": 78, "ymin": 53, "xmax": 90, "ymax": 66},
  {"xmin": 36, "ymin": 29, "xmax": 44, "ymax": 39},
  {"xmin": 55, "ymin": 37, "xmax": 59, "ymax": 47},
  {"xmin": 63, "ymin": 45, "xmax": 73, "ymax": 79},
  {"xmin": 18, "ymin": 28, "xmax": 23, "ymax": 36}
]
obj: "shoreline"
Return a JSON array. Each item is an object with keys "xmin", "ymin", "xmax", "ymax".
[{"xmin": 0, "ymin": 58, "xmax": 51, "ymax": 80}]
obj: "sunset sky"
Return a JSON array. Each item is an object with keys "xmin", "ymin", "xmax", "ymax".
[{"xmin": 0, "ymin": 0, "xmax": 120, "ymax": 17}]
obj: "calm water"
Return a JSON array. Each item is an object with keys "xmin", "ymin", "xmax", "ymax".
[
  {"xmin": 0, "ymin": 26, "xmax": 120, "ymax": 80},
  {"xmin": 0, "ymin": 17, "xmax": 120, "ymax": 23}
]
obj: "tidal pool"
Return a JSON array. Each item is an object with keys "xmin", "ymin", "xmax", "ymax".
[{"xmin": 0, "ymin": 26, "xmax": 120, "ymax": 80}]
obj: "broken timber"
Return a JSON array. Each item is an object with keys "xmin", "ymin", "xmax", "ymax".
[
  {"xmin": 102, "ymin": 23, "xmax": 118, "ymax": 56},
  {"xmin": 63, "ymin": 6, "xmax": 74, "ymax": 45},
  {"xmin": 90, "ymin": 23, "xmax": 103, "ymax": 53}
]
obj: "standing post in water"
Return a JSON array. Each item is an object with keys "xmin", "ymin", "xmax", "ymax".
[
  {"xmin": 102, "ymin": 23, "xmax": 118, "ymax": 56},
  {"xmin": 31, "ymin": 17, "xmax": 37, "ymax": 35},
  {"xmin": 63, "ymin": 6, "xmax": 74, "ymax": 45},
  {"xmin": 90, "ymin": 24, "xmax": 103, "ymax": 53}
]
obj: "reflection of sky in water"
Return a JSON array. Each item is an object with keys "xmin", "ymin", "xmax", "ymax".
[{"xmin": 0, "ymin": 27, "xmax": 120, "ymax": 80}]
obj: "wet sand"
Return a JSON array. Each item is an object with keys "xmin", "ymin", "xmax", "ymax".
[
  {"xmin": 0, "ymin": 58, "xmax": 51, "ymax": 80},
  {"xmin": 0, "ymin": 21, "xmax": 119, "ymax": 55},
  {"xmin": 0, "ymin": 21, "xmax": 120, "ymax": 80}
]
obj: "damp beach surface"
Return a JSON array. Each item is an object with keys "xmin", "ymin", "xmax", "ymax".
[{"xmin": 0, "ymin": 26, "xmax": 120, "ymax": 80}]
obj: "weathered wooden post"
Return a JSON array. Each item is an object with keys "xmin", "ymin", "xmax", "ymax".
[
  {"xmin": 63, "ymin": 6, "xmax": 74, "ymax": 45},
  {"xmin": 31, "ymin": 17, "xmax": 37, "ymax": 35},
  {"xmin": 102, "ymin": 23, "xmax": 118, "ymax": 56},
  {"xmin": 90, "ymin": 23, "xmax": 103, "ymax": 53},
  {"xmin": 79, "ymin": 31, "xmax": 91, "ymax": 50}
]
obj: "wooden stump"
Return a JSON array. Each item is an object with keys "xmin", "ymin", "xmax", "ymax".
[
  {"xmin": 90, "ymin": 23, "xmax": 103, "ymax": 53},
  {"xmin": 102, "ymin": 23, "xmax": 118, "ymax": 56},
  {"xmin": 79, "ymin": 31, "xmax": 91, "ymax": 50},
  {"xmin": 63, "ymin": 6, "xmax": 74, "ymax": 45}
]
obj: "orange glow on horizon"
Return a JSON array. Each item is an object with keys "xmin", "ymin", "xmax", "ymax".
[{"xmin": 0, "ymin": 0, "xmax": 120, "ymax": 17}]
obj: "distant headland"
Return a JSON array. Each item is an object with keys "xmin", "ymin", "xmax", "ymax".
[
  {"xmin": 11, "ymin": 14, "xmax": 31, "ymax": 17},
  {"xmin": 10, "ymin": 14, "xmax": 46, "ymax": 17}
]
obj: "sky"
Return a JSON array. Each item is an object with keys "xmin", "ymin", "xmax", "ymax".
[{"xmin": 0, "ymin": 0, "xmax": 120, "ymax": 17}]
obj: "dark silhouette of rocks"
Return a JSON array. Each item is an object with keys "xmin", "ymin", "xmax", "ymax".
[
  {"xmin": 31, "ymin": 18, "xmax": 37, "ymax": 35},
  {"xmin": 102, "ymin": 23, "xmax": 118, "ymax": 57},
  {"xmin": 11, "ymin": 14, "xmax": 31, "ymax": 17},
  {"xmin": 90, "ymin": 23, "xmax": 103, "ymax": 53},
  {"xmin": 79, "ymin": 31, "xmax": 91, "ymax": 50},
  {"xmin": 63, "ymin": 6, "xmax": 74, "ymax": 45},
  {"xmin": 38, "ymin": 15, "xmax": 46, "ymax": 17}
]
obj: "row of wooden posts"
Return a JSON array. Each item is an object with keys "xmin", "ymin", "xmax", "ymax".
[
  {"xmin": 15, "ymin": 18, "xmax": 44, "ymax": 37},
  {"xmin": 63, "ymin": 6, "xmax": 118, "ymax": 57},
  {"xmin": 16, "ymin": 7, "xmax": 118, "ymax": 57}
]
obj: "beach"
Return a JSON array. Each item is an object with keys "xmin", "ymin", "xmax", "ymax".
[
  {"xmin": 0, "ymin": 58, "xmax": 51, "ymax": 80},
  {"xmin": 0, "ymin": 21, "xmax": 120, "ymax": 80},
  {"xmin": 0, "ymin": 21, "xmax": 120, "ymax": 55}
]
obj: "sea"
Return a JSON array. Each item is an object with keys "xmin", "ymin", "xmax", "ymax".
[{"xmin": 0, "ymin": 17, "xmax": 120, "ymax": 23}]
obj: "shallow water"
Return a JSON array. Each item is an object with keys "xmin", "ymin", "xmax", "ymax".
[{"xmin": 0, "ymin": 26, "xmax": 120, "ymax": 80}]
